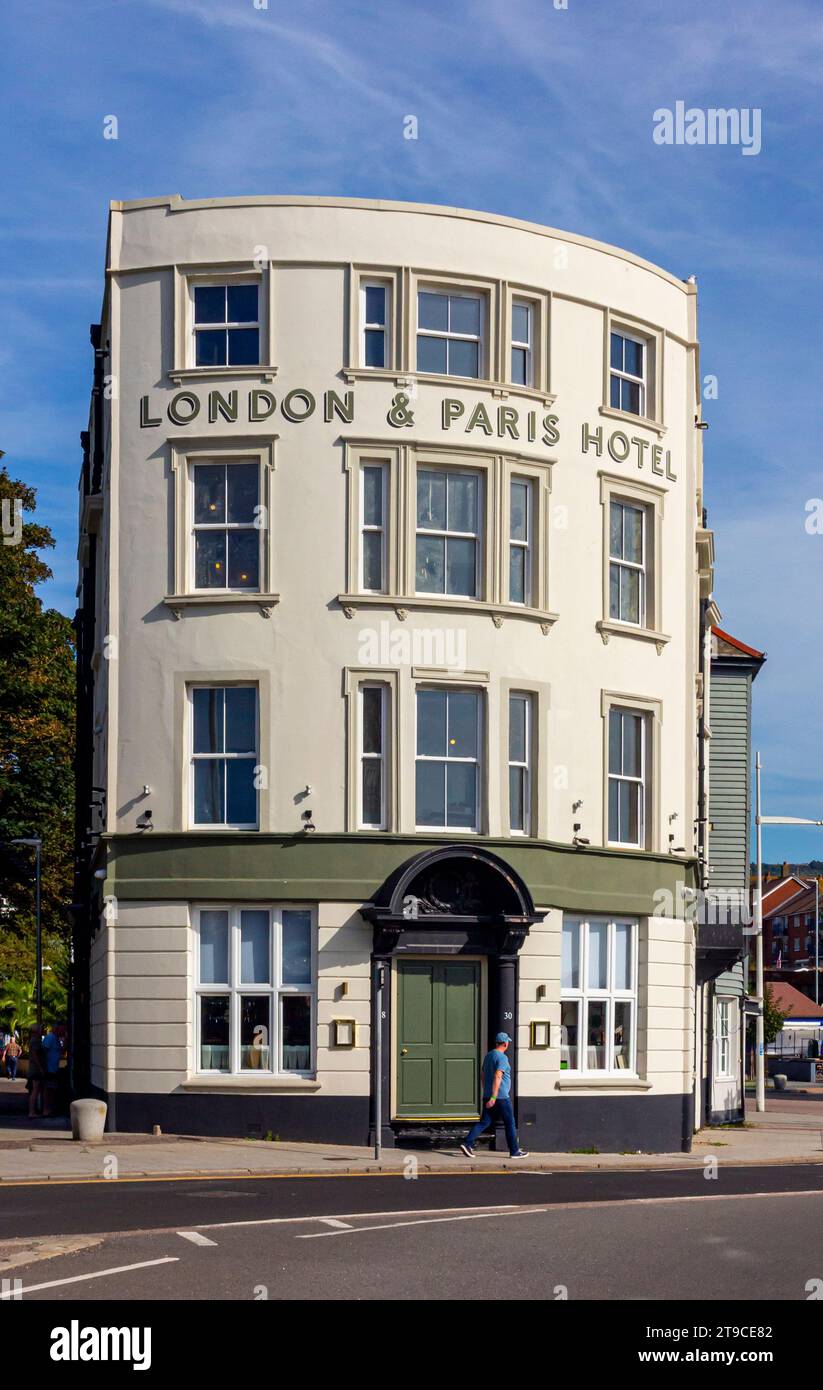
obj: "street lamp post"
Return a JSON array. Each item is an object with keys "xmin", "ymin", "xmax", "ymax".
[
  {"xmin": 816, "ymin": 877, "xmax": 820, "ymax": 1009},
  {"xmin": 755, "ymin": 756, "xmax": 764, "ymax": 1112},
  {"xmin": 754, "ymin": 757, "xmax": 823, "ymax": 1113},
  {"xmin": 11, "ymin": 837, "xmax": 42, "ymax": 1029}
]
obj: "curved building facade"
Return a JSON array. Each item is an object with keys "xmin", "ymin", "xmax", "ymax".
[{"xmin": 75, "ymin": 196, "xmax": 710, "ymax": 1151}]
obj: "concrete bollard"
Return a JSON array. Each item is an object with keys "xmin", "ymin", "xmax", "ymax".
[
  {"xmin": 774, "ymin": 1073, "xmax": 788, "ymax": 1091},
  {"xmin": 70, "ymin": 1098, "xmax": 108, "ymax": 1141}
]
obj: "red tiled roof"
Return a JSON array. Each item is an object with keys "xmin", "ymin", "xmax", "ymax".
[
  {"xmin": 711, "ymin": 626, "xmax": 766, "ymax": 659},
  {"xmin": 775, "ymin": 887, "xmax": 819, "ymax": 917},
  {"xmin": 762, "ymin": 878, "xmax": 814, "ymax": 914},
  {"xmin": 769, "ymin": 981, "xmax": 823, "ymax": 1020}
]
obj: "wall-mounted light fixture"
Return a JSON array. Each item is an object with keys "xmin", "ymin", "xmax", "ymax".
[{"xmin": 536, "ymin": 984, "xmax": 547, "ymax": 1001}]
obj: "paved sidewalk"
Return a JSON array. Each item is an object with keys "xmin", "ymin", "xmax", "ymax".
[{"xmin": 0, "ymin": 1104, "xmax": 822, "ymax": 1182}]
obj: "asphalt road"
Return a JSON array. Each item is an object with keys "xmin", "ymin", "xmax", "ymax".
[
  {"xmin": 3, "ymin": 1164, "xmax": 823, "ymax": 1301},
  {"xmin": 4, "ymin": 1162, "xmax": 823, "ymax": 1239}
]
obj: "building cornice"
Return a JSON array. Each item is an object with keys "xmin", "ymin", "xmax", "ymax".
[{"xmin": 108, "ymin": 195, "xmax": 695, "ymax": 294}]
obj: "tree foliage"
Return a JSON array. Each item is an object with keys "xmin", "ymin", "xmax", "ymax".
[
  {"xmin": 763, "ymin": 983, "xmax": 787, "ymax": 1046},
  {"xmin": 0, "ymin": 465, "xmax": 75, "ymax": 987},
  {"xmin": 0, "ymin": 952, "xmax": 68, "ymax": 1037}
]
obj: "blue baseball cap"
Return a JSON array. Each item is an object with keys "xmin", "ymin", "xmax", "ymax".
[{"xmin": 495, "ymin": 1031, "xmax": 512, "ymax": 1044}]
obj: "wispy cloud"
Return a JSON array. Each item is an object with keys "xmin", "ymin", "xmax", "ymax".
[{"xmin": 4, "ymin": 0, "xmax": 823, "ymax": 849}]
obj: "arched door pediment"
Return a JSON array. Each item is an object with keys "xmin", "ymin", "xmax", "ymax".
[{"xmin": 363, "ymin": 845, "xmax": 543, "ymax": 955}]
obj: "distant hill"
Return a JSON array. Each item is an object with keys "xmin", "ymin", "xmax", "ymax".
[{"xmin": 751, "ymin": 861, "xmax": 823, "ymax": 876}]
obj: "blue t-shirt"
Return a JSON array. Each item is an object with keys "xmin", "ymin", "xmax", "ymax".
[
  {"xmin": 481, "ymin": 1048, "xmax": 511, "ymax": 1100},
  {"xmin": 42, "ymin": 1032, "xmax": 61, "ymax": 1074}
]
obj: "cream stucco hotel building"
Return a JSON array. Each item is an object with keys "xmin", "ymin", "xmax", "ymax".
[{"xmin": 74, "ymin": 195, "xmax": 717, "ymax": 1151}]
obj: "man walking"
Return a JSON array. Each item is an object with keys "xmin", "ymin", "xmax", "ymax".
[
  {"xmin": 3, "ymin": 1033, "xmax": 21, "ymax": 1080},
  {"xmin": 460, "ymin": 1032, "xmax": 528, "ymax": 1158}
]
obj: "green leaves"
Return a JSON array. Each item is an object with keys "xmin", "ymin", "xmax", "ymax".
[
  {"xmin": 0, "ymin": 465, "xmax": 75, "ymax": 985},
  {"xmin": 763, "ymin": 983, "xmax": 787, "ymax": 1046}
]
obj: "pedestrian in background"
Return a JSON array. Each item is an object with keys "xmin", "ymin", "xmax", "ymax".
[
  {"xmin": 460, "ymin": 1032, "xmax": 529, "ymax": 1158},
  {"xmin": 42, "ymin": 1025, "xmax": 62, "ymax": 1117},
  {"xmin": 3, "ymin": 1034, "xmax": 21, "ymax": 1080},
  {"xmin": 26, "ymin": 1026, "xmax": 46, "ymax": 1118}
]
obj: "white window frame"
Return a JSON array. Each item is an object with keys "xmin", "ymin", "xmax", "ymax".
[
  {"xmin": 609, "ymin": 329, "xmax": 647, "ymax": 418},
  {"xmin": 609, "ymin": 498, "xmax": 647, "ymax": 627},
  {"xmin": 360, "ymin": 279, "xmax": 392, "ymax": 369},
  {"xmin": 508, "ymin": 692, "xmax": 532, "ymax": 836},
  {"xmin": 715, "ymin": 997, "xmax": 734, "ymax": 1080},
  {"xmin": 509, "ymin": 476, "xmax": 533, "ymax": 606},
  {"xmin": 194, "ymin": 905, "xmax": 316, "ymax": 1077},
  {"xmin": 607, "ymin": 707, "xmax": 647, "ymax": 849},
  {"xmin": 511, "ymin": 298, "xmax": 534, "ymax": 387},
  {"xmin": 415, "ymin": 466, "xmax": 483, "ymax": 599},
  {"xmin": 416, "ymin": 286, "xmax": 486, "ymax": 380},
  {"xmin": 188, "ymin": 276, "xmax": 261, "ymax": 370},
  {"xmin": 189, "ymin": 458, "xmax": 262, "ymax": 594},
  {"xmin": 360, "ymin": 462, "xmax": 388, "ymax": 593},
  {"xmin": 359, "ymin": 682, "xmax": 389, "ymax": 830},
  {"xmin": 560, "ymin": 916, "xmax": 638, "ymax": 1075},
  {"xmin": 414, "ymin": 685, "xmax": 483, "ymax": 834},
  {"xmin": 189, "ymin": 683, "xmax": 259, "ymax": 831}
]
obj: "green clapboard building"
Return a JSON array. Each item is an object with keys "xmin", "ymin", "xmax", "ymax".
[{"xmin": 697, "ymin": 624, "xmax": 765, "ymax": 1126}]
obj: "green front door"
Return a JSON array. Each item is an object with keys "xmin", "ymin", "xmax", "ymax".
[{"xmin": 396, "ymin": 960, "xmax": 481, "ymax": 1119}]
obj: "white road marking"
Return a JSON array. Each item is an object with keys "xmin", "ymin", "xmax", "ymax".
[
  {"xmin": 177, "ymin": 1230, "xmax": 218, "ymax": 1247},
  {"xmin": 0, "ymin": 1256, "xmax": 179, "ymax": 1298},
  {"xmin": 317, "ymin": 1218, "xmax": 353, "ymax": 1229},
  {"xmin": 5, "ymin": 1187, "xmax": 817, "ymax": 1282},
  {"xmin": 533, "ymin": 1187, "xmax": 823, "ymax": 1214},
  {"xmin": 93, "ymin": 1188, "xmax": 823, "ymax": 1243},
  {"xmin": 159, "ymin": 1202, "xmax": 520, "ymax": 1234},
  {"xmin": 298, "ymin": 1207, "xmax": 546, "ymax": 1238}
]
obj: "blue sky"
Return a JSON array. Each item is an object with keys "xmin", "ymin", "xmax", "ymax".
[{"xmin": 3, "ymin": 0, "xmax": 823, "ymax": 858}]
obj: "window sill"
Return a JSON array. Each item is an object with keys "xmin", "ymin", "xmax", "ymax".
[
  {"xmin": 413, "ymin": 825, "xmax": 481, "ymax": 835},
  {"xmin": 169, "ymin": 366, "xmax": 278, "ymax": 384},
  {"xmin": 164, "ymin": 593, "xmax": 280, "ymax": 619},
  {"xmin": 81, "ymin": 492, "xmax": 104, "ymax": 536},
  {"xmin": 596, "ymin": 619, "xmax": 670, "ymax": 654},
  {"xmin": 606, "ymin": 841, "xmax": 655, "ymax": 854},
  {"xmin": 190, "ymin": 825, "xmax": 259, "ymax": 832},
  {"xmin": 181, "ymin": 1076, "xmax": 320, "ymax": 1092},
  {"xmin": 338, "ymin": 593, "xmax": 558, "ymax": 633},
  {"xmin": 342, "ymin": 367, "xmax": 555, "ymax": 405},
  {"xmin": 598, "ymin": 405, "xmax": 665, "ymax": 437},
  {"xmin": 555, "ymin": 1075, "xmax": 652, "ymax": 1091}
]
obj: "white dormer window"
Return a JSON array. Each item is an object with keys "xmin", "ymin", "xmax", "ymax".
[
  {"xmin": 610, "ymin": 330, "xmax": 647, "ymax": 416},
  {"xmin": 191, "ymin": 282, "xmax": 260, "ymax": 367},
  {"xmin": 511, "ymin": 300, "xmax": 533, "ymax": 386},
  {"xmin": 361, "ymin": 281, "xmax": 391, "ymax": 368},
  {"xmin": 417, "ymin": 288, "xmax": 484, "ymax": 379}
]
